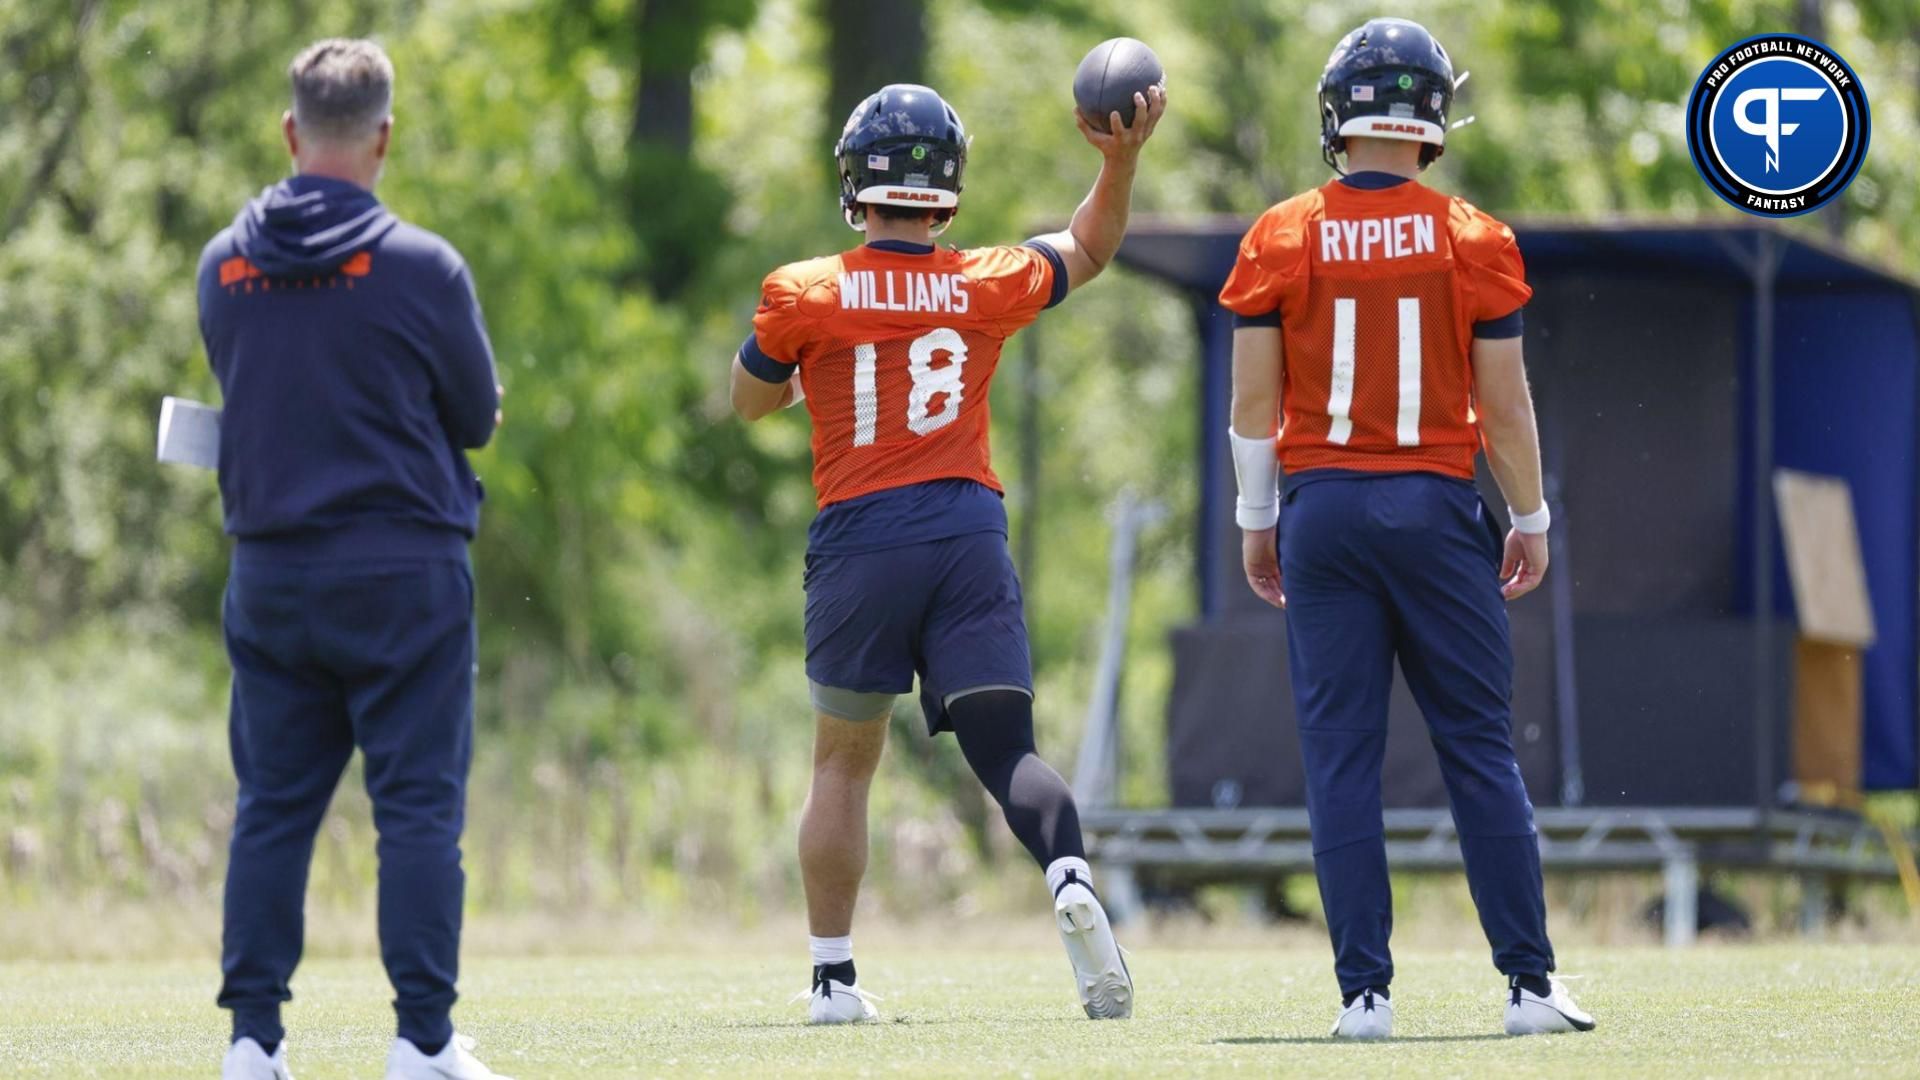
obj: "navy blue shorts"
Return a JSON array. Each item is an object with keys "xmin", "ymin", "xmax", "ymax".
[{"xmin": 804, "ymin": 530, "xmax": 1033, "ymax": 734}]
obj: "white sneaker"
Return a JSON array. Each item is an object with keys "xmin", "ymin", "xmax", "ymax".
[
  {"xmin": 807, "ymin": 968, "xmax": 880, "ymax": 1024},
  {"xmin": 1055, "ymin": 880, "xmax": 1133, "ymax": 1019},
  {"xmin": 222, "ymin": 1037, "xmax": 292, "ymax": 1080},
  {"xmin": 1504, "ymin": 976, "xmax": 1596, "ymax": 1035},
  {"xmin": 384, "ymin": 1033, "xmax": 512, "ymax": 1079},
  {"xmin": 1330, "ymin": 988, "xmax": 1394, "ymax": 1039}
]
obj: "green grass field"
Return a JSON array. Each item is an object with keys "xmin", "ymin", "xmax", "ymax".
[{"xmin": 2, "ymin": 939, "xmax": 1917, "ymax": 1078}]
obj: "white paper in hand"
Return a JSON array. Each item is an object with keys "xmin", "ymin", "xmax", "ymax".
[{"xmin": 157, "ymin": 396, "xmax": 221, "ymax": 470}]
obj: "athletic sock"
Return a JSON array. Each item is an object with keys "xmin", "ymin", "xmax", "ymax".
[
  {"xmin": 809, "ymin": 934, "xmax": 853, "ymax": 966},
  {"xmin": 1511, "ymin": 973, "xmax": 1552, "ymax": 998},
  {"xmin": 410, "ymin": 1039, "xmax": 448, "ymax": 1057},
  {"xmin": 1046, "ymin": 856, "xmax": 1094, "ymax": 898},
  {"xmin": 1342, "ymin": 985, "xmax": 1391, "ymax": 1007}
]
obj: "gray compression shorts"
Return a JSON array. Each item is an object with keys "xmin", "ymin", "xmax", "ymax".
[{"xmin": 809, "ymin": 682, "xmax": 1031, "ymax": 723}]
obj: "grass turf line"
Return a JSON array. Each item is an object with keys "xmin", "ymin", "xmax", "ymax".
[{"xmin": 0, "ymin": 944, "xmax": 1916, "ymax": 1077}]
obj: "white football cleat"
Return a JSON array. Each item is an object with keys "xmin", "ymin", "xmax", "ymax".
[
  {"xmin": 384, "ymin": 1033, "xmax": 512, "ymax": 1079},
  {"xmin": 222, "ymin": 1037, "xmax": 293, "ymax": 1080},
  {"xmin": 808, "ymin": 969, "xmax": 880, "ymax": 1024},
  {"xmin": 1055, "ymin": 878, "xmax": 1133, "ymax": 1019},
  {"xmin": 1504, "ymin": 976, "xmax": 1596, "ymax": 1035},
  {"xmin": 1330, "ymin": 988, "xmax": 1394, "ymax": 1039}
]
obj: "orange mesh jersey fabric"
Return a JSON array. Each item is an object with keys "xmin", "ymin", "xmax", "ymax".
[
  {"xmin": 1219, "ymin": 179, "xmax": 1531, "ymax": 480},
  {"xmin": 755, "ymin": 244, "xmax": 1056, "ymax": 508}
]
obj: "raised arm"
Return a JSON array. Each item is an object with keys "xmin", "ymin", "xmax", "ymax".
[
  {"xmin": 1029, "ymin": 83, "xmax": 1167, "ymax": 295},
  {"xmin": 1470, "ymin": 334, "xmax": 1550, "ymax": 599}
]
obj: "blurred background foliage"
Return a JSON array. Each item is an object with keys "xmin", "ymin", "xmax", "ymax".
[{"xmin": 2, "ymin": 0, "xmax": 1918, "ymax": 921}]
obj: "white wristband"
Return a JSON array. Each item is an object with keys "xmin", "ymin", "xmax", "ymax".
[
  {"xmin": 1509, "ymin": 503, "xmax": 1551, "ymax": 535},
  {"xmin": 1229, "ymin": 428, "xmax": 1280, "ymax": 530}
]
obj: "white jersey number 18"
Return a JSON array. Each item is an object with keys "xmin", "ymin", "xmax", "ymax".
[{"xmin": 851, "ymin": 327, "xmax": 970, "ymax": 447}]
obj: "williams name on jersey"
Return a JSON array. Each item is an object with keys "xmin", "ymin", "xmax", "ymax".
[{"xmin": 837, "ymin": 269, "xmax": 974, "ymax": 314}]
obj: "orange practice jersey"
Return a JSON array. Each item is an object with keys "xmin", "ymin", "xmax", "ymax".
[
  {"xmin": 1218, "ymin": 179, "xmax": 1532, "ymax": 480},
  {"xmin": 754, "ymin": 243, "xmax": 1057, "ymax": 508}
]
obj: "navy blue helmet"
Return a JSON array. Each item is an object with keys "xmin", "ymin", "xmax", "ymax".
[
  {"xmin": 834, "ymin": 84, "xmax": 969, "ymax": 232},
  {"xmin": 1317, "ymin": 18, "xmax": 1458, "ymax": 173}
]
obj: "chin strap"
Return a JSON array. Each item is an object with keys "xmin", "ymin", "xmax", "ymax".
[{"xmin": 1322, "ymin": 136, "xmax": 1346, "ymax": 177}]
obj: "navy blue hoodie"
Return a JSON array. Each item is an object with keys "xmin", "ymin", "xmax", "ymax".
[{"xmin": 197, "ymin": 175, "xmax": 498, "ymax": 560}]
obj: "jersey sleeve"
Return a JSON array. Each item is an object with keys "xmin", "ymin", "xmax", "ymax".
[
  {"xmin": 1452, "ymin": 204, "xmax": 1533, "ymax": 330},
  {"xmin": 1219, "ymin": 204, "xmax": 1310, "ymax": 327},
  {"xmin": 965, "ymin": 244, "xmax": 1062, "ymax": 334},
  {"xmin": 745, "ymin": 267, "xmax": 812, "ymax": 380}
]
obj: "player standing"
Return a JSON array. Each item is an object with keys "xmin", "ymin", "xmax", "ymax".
[
  {"xmin": 1220, "ymin": 19, "xmax": 1594, "ymax": 1039},
  {"xmin": 730, "ymin": 80, "xmax": 1164, "ymax": 1022}
]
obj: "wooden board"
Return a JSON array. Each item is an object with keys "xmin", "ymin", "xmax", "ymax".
[
  {"xmin": 1773, "ymin": 469, "xmax": 1876, "ymax": 647},
  {"xmin": 1794, "ymin": 639, "xmax": 1862, "ymax": 805}
]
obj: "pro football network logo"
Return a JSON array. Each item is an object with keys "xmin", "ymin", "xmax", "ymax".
[{"xmin": 1685, "ymin": 34, "xmax": 1869, "ymax": 217}]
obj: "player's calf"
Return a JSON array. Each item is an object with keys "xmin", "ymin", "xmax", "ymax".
[{"xmin": 949, "ymin": 690, "xmax": 1133, "ymax": 1018}]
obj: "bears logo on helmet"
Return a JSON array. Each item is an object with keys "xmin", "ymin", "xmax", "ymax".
[
  {"xmin": 834, "ymin": 84, "xmax": 970, "ymax": 233},
  {"xmin": 1317, "ymin": 18, "xmax": 1462, "ymax": 174}
]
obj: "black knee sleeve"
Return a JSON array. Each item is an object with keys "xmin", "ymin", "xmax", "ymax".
[{"xmin": 948, "ymin": 690, "xmax": 1085, "ymax": 868}]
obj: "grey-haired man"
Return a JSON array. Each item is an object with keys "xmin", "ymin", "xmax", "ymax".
[{"xmin": 200, "ymin": 38, "xmax": 508, "ymax": 1080}]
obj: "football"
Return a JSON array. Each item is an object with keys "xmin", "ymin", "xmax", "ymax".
[{"xmin": 1073, "ymin": 37, "xmax": 1165, "ymax": 134}]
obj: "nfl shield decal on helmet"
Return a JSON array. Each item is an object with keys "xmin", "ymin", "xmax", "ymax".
[{"xmin": 1686, "ymin": 34, "xmax": 1870, "ymax": 217}]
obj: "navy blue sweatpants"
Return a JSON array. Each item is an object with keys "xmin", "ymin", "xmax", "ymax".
[
  {"xmin": 1279, "ymin": 472, "xmax": 1553, "ymax": 996},
  {"xmin": 218, "ymin": 553, "xmax": 475, "ymax": 1049}
]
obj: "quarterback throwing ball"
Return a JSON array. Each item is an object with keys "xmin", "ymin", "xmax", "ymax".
[{"xmin": 730, "ymin": 77, "xmax": 1166, "ymax": 1023}]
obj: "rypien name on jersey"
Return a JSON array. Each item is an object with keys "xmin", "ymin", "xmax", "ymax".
[
  {"xmin": 1318, "ymin": 213, "xmax": 1438, "ymax": 263},
  {"xmin": 838, "ymin": 269, "xmax": 973, "ymax": 314}
]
